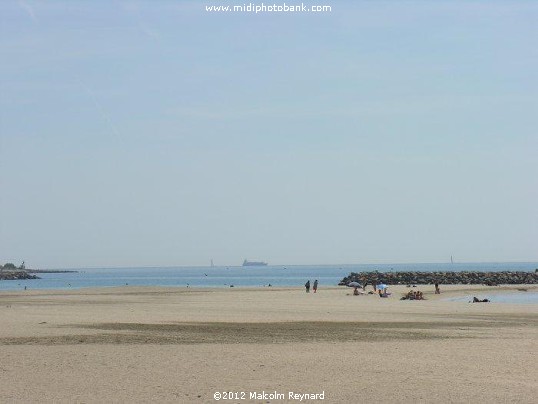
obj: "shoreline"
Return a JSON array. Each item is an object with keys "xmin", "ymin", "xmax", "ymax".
[{"xmin": 2, "ymin": 282, "xmax": 537, "ymax": 296}]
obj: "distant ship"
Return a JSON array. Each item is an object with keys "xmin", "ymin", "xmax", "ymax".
[{"xmin": 242, "ymin": 259, "xmax": 268, "ymax": 267}]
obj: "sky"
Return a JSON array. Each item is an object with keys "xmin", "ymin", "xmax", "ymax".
[{"xmin": 1, "ymin": 0, "xmax": 537, "ymax": 268}]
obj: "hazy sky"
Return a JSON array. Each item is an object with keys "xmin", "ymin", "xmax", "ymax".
[{"xmin": 1, "ymin": 1, "xmax": 537, "ymax": 268}]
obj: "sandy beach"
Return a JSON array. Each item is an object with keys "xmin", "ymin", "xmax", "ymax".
[{"xmin": 1, "ymin": 284, "xmax": 537, "ymax": 403}]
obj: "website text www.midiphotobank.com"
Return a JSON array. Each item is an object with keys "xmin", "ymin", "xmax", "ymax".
[{"xmin": 205, "ymin": 2, "xmax": 332, "ymax": 14}]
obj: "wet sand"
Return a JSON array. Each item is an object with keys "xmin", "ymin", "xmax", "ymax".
[{"xmin": 1, "ymin": 285, "xmax": 537, "ymax": 403}]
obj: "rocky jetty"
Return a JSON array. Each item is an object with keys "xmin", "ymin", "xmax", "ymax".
[
  {"xmin": 0, "ymin": 270, "xmax": 40, "ymax": 280},
  {"xmin": 339, "ymin": 271, "xmax": 538, "ymax": 286},
  {"xmin": 27, "ymin": 269, "xmax": 77, "ymax": 273}
]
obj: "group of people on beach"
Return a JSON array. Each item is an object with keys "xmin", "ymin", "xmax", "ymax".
[
  {"xmin": 302, "ymin": 279, "xmax": 449, "ymax": 301},
  {"xmin": 349, "ymin": 283, "xmax": 391, "ymax": 297},
  {"xmin": 347, "ymin": 280, "xmax": 438, "ymax": 300},
  {"xmin": 401, "ymin": 290, "xmax": 425, "ymax": 300},
  {"xmin": 305, "ymin": 280, "xmax": 318, "ymax": 293}
]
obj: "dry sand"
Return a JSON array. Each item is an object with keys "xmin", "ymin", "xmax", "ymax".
[{"xmin": 1, "ymin": 284, "xmax": 537, "ymax": 403}]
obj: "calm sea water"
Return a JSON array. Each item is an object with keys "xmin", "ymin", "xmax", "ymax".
[{"xmin": 1, "ymin": 262, "xmax": 537, "ymax": 293}]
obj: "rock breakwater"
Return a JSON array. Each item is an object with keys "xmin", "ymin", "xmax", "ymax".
[
  {"xmin": 0, "ymin": 270, "xmax": 40, "ymax": 280},
  {"xmin": 339, "ymin": 271, "xmax": 538, "ymax": 286}
]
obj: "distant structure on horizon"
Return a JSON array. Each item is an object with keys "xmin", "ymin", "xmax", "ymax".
[{"xmin": 242, "ymin": 259, "xmax": 268, "ymax": 267}]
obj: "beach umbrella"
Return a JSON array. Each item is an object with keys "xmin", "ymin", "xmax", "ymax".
[{"xmin": 347, "ymin": 282, "xmax": 362, "ymax": 287}]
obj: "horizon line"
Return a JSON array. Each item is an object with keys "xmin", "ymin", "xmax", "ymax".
[{"xmin": 31, "ymin": 260, "xmax": 538, "ymax": 271}]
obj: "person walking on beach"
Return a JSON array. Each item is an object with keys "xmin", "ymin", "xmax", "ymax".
[
  {"xmin": 305, "ymin": 280, "xmax": 310, "ymax": 293},
  {"xmin": 313, "ymin": 280, "xmax": 318, "ymax": 293},
  {"xmin": 435, "ymin": 282, "xmax": 441, "ymax": 294}
]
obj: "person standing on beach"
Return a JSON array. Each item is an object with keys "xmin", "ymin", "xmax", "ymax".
[
  {"xmin": 313, "ymin": 280, "xmax": 318, "ymax": 293},
  {"xmin": 305, "ymin": 280, "xmax": 310, "ymax": 293},
  {"xmin": 435, "ymin": 283, "xmax": 440, "ymax": 294}
]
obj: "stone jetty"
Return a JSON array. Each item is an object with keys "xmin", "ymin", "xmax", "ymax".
[
  {"xmin": 340, "ymin": 271, "xmax": 538, "ymax": 286},
  {"xmin": 0, "ymin": 270, "xmax": 40, "ymax": 280}
]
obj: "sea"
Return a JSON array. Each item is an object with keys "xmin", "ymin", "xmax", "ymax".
[{"xmin": 1, "ymin": 262, "xmax": 537, "ymax": 297}]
